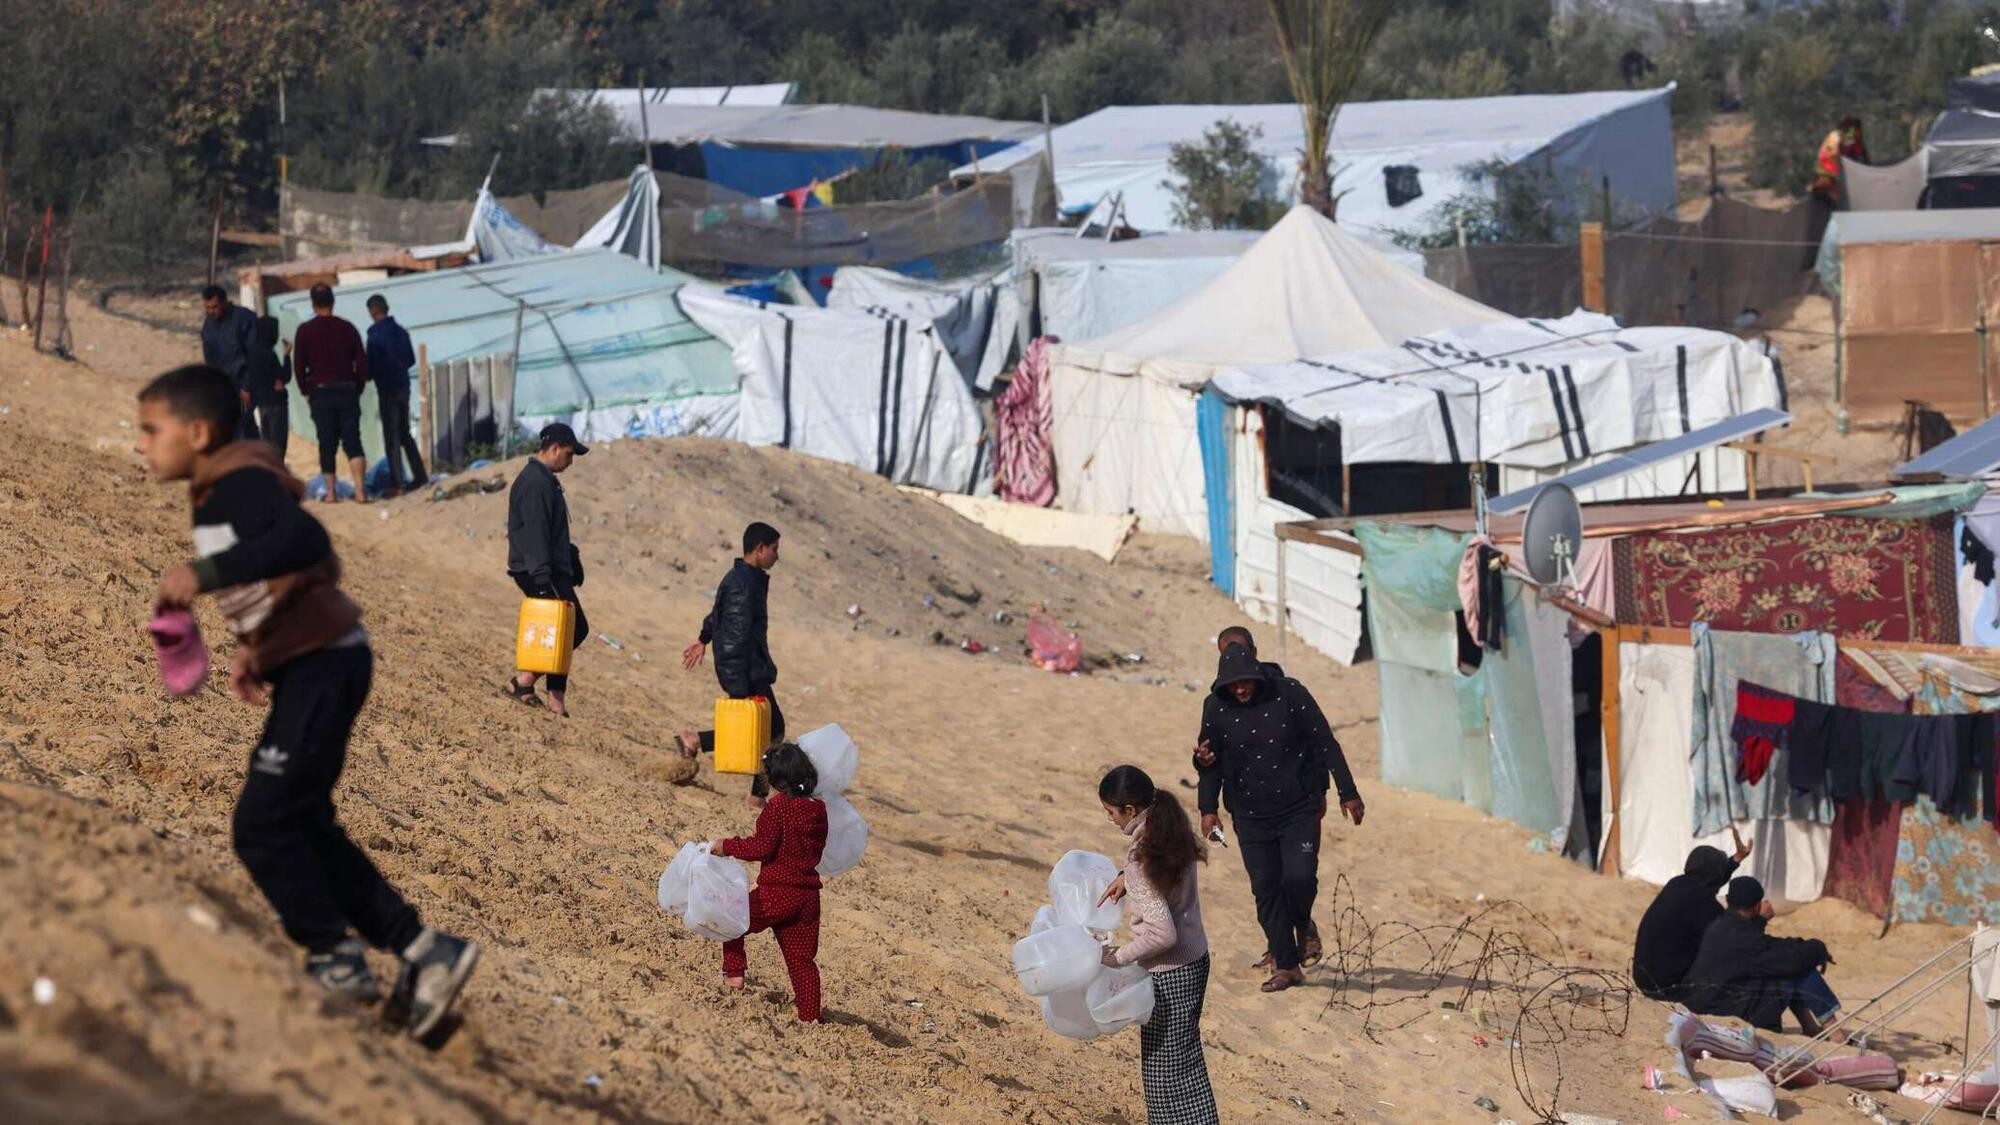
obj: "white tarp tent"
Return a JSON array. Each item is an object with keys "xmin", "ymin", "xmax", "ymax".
[
  {"xmin": 1010, "ymin": 228, "xmax": 1260, "ymax": 344},
  {"xmin": 469, "ymin": 164, "xmax": 663, "ymax": 270},
  {"xmin": 826, "ymin": 266, "xmax": 1017, "ymax": 393},
  {"xmin": 954, "ymin": 88, "xmax": 1676, "ymax": 243},
  {"xmin": 1047, "ymin": 205, "xmax": 1505, "ymax": 539},
  {"xmin": 1211, "ymin": 313, "xmax": 1786, "ymax": 474},
  {"xmin": 678, "ymin": 286, "xmax": 990, "ymax": 495}
]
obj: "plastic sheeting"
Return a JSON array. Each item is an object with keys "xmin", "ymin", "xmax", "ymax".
[
  {"xmin": 953, "ymin": 88, "xmax": 1676, "ymax": 243},
  {"xmin": 1197, "ymin": 389, "xmax": 1235, "ymax": 597},
  {"xmin": 1012, "ymin": 228, "xmax": 1258, "ymax": 344},
  {"xmin": 677, "ymin": 285, "xmax": 990, "ymax": 494},
  {"xmin": 1213, "ymin": 312, "xmax": 1786, "ymax": 470},
  {"xmin": 1484, "ymin": 577, "xmax": 1584, "ymax": 854},
  {"xmin": 826, "ymin": 266, "xmax": 1017, "ymax": 392},
  {"xmin": 269, "ymin": 249, "xmax": 736, "ymax": 459},
  {"xmin": 1924, "ymin": 109, "xmax": 2000, "ymax": 180},
  {"xmin": 1842, "ymin": 152, "xmax": 1930, "ymax": 213},
  {"xmin": 1230, "ymin": 409, "xmax": 1364, "ymax": 664}
]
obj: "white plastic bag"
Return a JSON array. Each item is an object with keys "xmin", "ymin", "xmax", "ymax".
[
  {"xmin": 817, "ymin": 794, "xmax": 869, "ymax": 878},
  {"xmin": 1029, "ymin": 904, "xmax": 1058, "ymax": 935},
  {"xmin": 682, "ymin": 852, "xmax": 751, "ymax": 941},
  {"xmin": 1085, "ymin": 962, "xmax": 1155, "ymax": 1033},
  {"xmin": 1049, "ymin": 850, "xmax": 1122, "ymax": 932},
  {"xmin": 1012, "ymin": 923, "xmax": 1104, "ymax": 997},
  {"xmin": 657, "ymin": 841, "xmax": 704, "ymax": 914},
  {"xmin": 1040, "ymin": 986, "xmax": 1106, "ymax": 1040},
  {"xmin": 797, "ymin": 723, "xmax": 859, "ymax": 796}
]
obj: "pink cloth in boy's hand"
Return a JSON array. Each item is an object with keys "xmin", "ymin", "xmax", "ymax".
[{"xmin": 150, "ymin": 608, "xmax": 210, "ymax": 696}]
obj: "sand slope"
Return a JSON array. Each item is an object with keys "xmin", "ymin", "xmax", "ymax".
[{"xmin": 0, "ymin": 300, "xmax": 1982, "ymax": 1123}]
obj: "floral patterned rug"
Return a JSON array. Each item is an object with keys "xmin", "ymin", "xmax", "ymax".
[{"xmin": 1611, "ymin": 515, "xmax": 1959, "ymax": 643}]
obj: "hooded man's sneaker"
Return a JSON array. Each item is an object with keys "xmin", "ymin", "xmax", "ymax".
[
  {"xmin": 305, "ymin": 938, "xmax": 383, "ymax": 1002},
  {"xmin": 398, "ymin": 928, "xmax": 481, "ymax": 1038}
]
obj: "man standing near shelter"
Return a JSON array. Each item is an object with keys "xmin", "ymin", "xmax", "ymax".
[
  {"xmin": 200, "ymin": 285, "xmax": 261, "ymax": 441},
  {"xmin": 293, "ymin": 283, "xmax": 370, "ymax": 503},
  {"xmin": 247, "ymin": 315, "xmax": 291, "ymax": 459},
  {"xmin": 504, "ymin": 424, "xmax": 589, "ymax": 717},
  {"xmin": 365, "ymin": 295, "xmax": 426, "ymax": 497},
  {"xmin": 1193, "ymin": 643, "xmax": 1363, "ymax": 993}
]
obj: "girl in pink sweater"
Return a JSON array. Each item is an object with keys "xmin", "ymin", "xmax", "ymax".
[{"xmin": 1098, "ymin": 765, "xmax": 1217, "ymax": 1124}]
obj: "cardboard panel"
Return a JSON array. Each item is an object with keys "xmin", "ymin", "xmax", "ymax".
[
  {"xmin": 1981, "ymin": 242, "xmax": 2000, "ymax": 412},
  {"xmin": 1843, "ymin": 333, "xmax": 1986, "ymax": 423},
  {"xmin": 1842, "ymin": 241, "xmax": 1979, "ymax": 336}
]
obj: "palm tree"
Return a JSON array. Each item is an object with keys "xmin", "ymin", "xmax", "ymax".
[{"xmin": 1265, "ymin": 0, "xmax": 1396, "ymax": 220}]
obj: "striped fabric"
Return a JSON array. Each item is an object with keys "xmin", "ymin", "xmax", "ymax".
[{"xmin": 995, "ymin": 335, "xmax": 1057, "ymax": 507}]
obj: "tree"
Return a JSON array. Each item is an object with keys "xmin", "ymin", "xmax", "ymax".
[
  {"xmin": 1165, "ymin": 120, "xmax": 1284, "ymax": 231},
  {"xmin": 1388, "ymin": 159, "xmax": 1573, "ymax": 250},
  {"xmin": 1264, "ymin": 0, "xmax": 1397, "ymax": 219}
]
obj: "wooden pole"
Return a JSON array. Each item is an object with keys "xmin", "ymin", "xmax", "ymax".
[
  {"xmin": 418, "ymin": 343, "xmax": 432, "ymax": 470},
  {"xmin": 31, "ymin": 205, "xmax": 51, "ymax": 350},
  {"xmin": 52, "ymin": 223, "xmax": 73, "ymax": 355},
  {"xmin": 1708, "ymin": 143, "xmax": 1720, "ymax": 197},
  {"xmin": 207, "ymin": 190, "xmax": 223, "ymax": 285},
  {"xmin": 1579, "ymin": 221, "xmax": 1606, "ymax": 313},
  {"xmin": 1596, "ymin": 631, "xmax": 1622, "ymax": 876}
]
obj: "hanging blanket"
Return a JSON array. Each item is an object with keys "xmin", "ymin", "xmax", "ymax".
[
  {"xmin": 1613, "ymin": 515, "xmax": 1960, "ymax": 643},
  {"xmin": 995, "ymin": 335, "xmax": 1057, "ymax": 506}
]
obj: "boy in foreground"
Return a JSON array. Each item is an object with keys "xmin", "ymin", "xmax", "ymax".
[{"xmin": 138, "ymin": 364, "xmax": 478, "ymax": 1038}]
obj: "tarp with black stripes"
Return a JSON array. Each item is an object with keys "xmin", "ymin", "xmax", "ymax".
[
  {"xmin": 675, "ymin": 284, "xmax": 991, "ymax": 495},
  {"xmin": 1208, "ymin": 311, "xmax": 1787, "ymax": 469}
]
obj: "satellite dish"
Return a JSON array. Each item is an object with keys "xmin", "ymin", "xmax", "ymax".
[{"xmin": 1520, "ymin": 483, "xmax": 1583, "ymax": 588}]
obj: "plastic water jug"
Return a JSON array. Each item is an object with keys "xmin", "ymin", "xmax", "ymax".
[
  {"xmin": 682, "ymin": 853, "xmax": 751, "ymax": 941},
  {"xmin": 1049, "ymin": 851, "xmax": 1122, "ymax": 932},
  {"xmin": 1085, "ymin": 962, "xmax": 1155, "ymax": 1033},
  {"xmin": 657, "ymin": 842, "xmax": 703, "ymax": 914},
  {"xmin": 515, "ymin": 597, "xmax": 574, "ymax": 676},
  {"xmin": 817, "ymin": 794, "xmax": 869, "ymax": 878},
  {"xmin": 797, "ymin": 723, "xmax": 859, "ymax": 796},
  {"xmin": 1030, "ymin": 905, "xmax": 1057, "ymax": 935},
  {"xmin": 1012, "ymin": 924, "xmax": 1103, "ymax": 997},
  {"xmin": 712, "ymin": 697, "xmax": 770, "ymax": 775},
  {"xmin": 1040, "ymin": 987, "xmax": 1105, "ymax": 1040}
]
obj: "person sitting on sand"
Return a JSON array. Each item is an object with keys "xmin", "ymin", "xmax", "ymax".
[
  {"xmin": 679, "ymin": 522, "xmax": 783, "ymax": 806},
  {"xmin": 1193, "ymin": 645, "xmax": 1363, "ymax": 993},
  {"xmin": 1631, "ymin": 833, "xmax": 1751, "ymax": 1001},
  {"xmin": 1096, "ymin": 765, "xmax": 1218, "ymax": 1125},
  {"xmin": 710, "ymin": 743, "xmax": 828, "ymax": 1022},
  {"xmin": 1681, "ymin": 876, "xmax": 1841, "ymax": 1037}
]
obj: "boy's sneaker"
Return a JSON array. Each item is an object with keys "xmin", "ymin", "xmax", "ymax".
[
  {"xmin": 305, "ymin": 938, "xmax": 383, "ymax": 1002},
  {"xmin": 396, "ymin": 928, "xmax": 481, "ymax": 1038}
]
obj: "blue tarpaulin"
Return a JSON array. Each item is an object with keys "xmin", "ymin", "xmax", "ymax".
[{"xmin": 1198, "ymin": 388, "xmax": 1235, "ymax": 596}]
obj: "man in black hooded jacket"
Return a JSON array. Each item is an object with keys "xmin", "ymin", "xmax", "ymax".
[
  {"xmin": 1631, "ymin": 836, "xmax": 1749, "ymax": 1000},
  {"xmin": 1682, "ymin": 876, "xmax": 1841, "ymax": 1035},
  {"xmin": 1194, "ymin": 646, "xmax": 1363, "ymax": 992}
]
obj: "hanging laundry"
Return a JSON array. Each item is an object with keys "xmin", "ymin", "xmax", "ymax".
[
  {"xmin": 995, "ymin": 336, "xmax": 1058, "ymax": 507},
  {"xmin": 1731, "ymin": 682, "xmax": 1796, "ymax": 785},
  {"xmin": 1690, "ymin": 624, "xmax": 1835, "ymax": 838},
  {"xmin": 1473, "ymin": 543, "xmax": 1506, "ymax": 651},
  {"xmin": 1962, "ymin": 524, "xmax": 1996, "ymax": 585}
]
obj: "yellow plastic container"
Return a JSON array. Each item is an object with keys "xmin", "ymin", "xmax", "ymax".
[
  {"xmin": 515, "ymin": 597, "xmax": 575, "ymax": 676},
  {"xmin": 713, "ymin": 697, "xmax": 771, "ymax": 775}
]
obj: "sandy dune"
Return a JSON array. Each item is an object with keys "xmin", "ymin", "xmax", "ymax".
[{"xmin": 0, "ymin": 298, "xmax": 1981, "ymax": 1122}]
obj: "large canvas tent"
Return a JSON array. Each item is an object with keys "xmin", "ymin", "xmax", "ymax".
[
  {"xmin": 1816, "ymin": 209, "xmax": 2000, "ymax": 425},
  {"xmin": 677, "ymin": 286, "xmax": 991, "ymax": 495},
  {"xmin": 267, "ymin": 250, "xmax": 737, "ymax": 463},
  {"xmin": 954, "ymin": 88, "xmax": 1676, "ymax": 242},
  {"xmin": 1009, "ymin": 228, "xmax": 1260, "ymax": 344},
  {"xmin": 825, "ymin": 266, "xmax": 1017, "ymax": 393},
  {"xmin": 1046, "ymin": 205, "xmax": 1506, "ymax": 542}
]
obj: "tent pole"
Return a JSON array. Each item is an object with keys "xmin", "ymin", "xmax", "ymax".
[
  {"xmin": 1275, "ymin": 533, "xmax": 1289, "ymax": 663},
  {"xmin": 1596, "ymin": 631, "xmax": 1621, "ymax": 876},
  {"xmin": 1579, "ymin": 222, "xmax": 1606, "ymax": 313},
  {"xmin": 636, "ymin": 71, "xmax": 656, "ymax": 173},
  {"xmin": 418, "ymin": 344, "xmax": 432, "ymax": 471}
]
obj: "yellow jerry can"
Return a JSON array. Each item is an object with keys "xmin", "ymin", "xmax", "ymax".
[
  {"xmin": 515, "ymin": 597, "xmax": 575, "ymax": 676},
  {"xmin": 713, "ymin": 696, "xmax": 771, "ymax": 774}
]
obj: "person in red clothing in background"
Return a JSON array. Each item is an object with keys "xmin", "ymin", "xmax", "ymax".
[
  {"xmin": 710, "ymin": 743, "xmax": 828, "ymax": 1021},
  {"xmin": 292, "ymin": 283, "xmax": 371, "ymax": 504}
]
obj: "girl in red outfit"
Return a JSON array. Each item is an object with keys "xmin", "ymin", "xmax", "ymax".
[{"xmin": 711, "ymin": 743, "xmax": 828, "ymax": 1021}]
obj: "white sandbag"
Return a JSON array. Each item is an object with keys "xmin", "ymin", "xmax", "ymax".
[
  {"xmin": 1049, "ymin": 850, "xmax": 1122, "ymax": 932},
  {"xmin": 657, "ymin": 841, "xmax": 704, "ymax": 914},
  {"xmin": 1030, "ymin": 904, "xmax": 1058, "ymax": 934},
  {"xmin": 1040, "ymin": 986, "xmax": 1107, "ymax": 1040},
  {"xmin": 1085, "ymin": 962, "xmax": 1155, "ymax": 1033},
  {"xmin": 798, "ymin": 723, "xmax": 859, "ymax": 796},
  {"xmin": 1012, "ymin": 923, "xmax": 1104, "ymax": 997},
  {"xmin": 817, "ymin": 794, "xmax": 869, "ymax": 878},
  {"xmin": 682, "ymin": 852, "xmax": 751, "ymax": 941},
  {"xmin": 1697, "ymin": 1073, "xmax": 1778, "ymax": 1118}
]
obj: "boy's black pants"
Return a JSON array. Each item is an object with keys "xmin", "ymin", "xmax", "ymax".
[
  {"xmin": 232, "ymin": 643, "xmax": 423, "ymax": 955},
  {"xmin": 1234, "ymin": 807, "xmax": 1320, "ymax": 971}
]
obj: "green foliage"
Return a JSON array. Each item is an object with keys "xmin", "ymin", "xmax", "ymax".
[
  {"xmin": 1029, "ymin": 17, "xmax": 1174, "ymax": 122},
  {"xmin": 1389, "ymin": 159, "xmax": 1575, "ymax": 250},
  {"xmin": 1165, "ymin": 120, "xmax": 1285, "ymax": 231},
  {"xmin": 73, "ymin": 149, "xmax": 207, "ymax": 279}
]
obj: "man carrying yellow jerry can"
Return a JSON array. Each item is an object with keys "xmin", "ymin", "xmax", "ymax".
[
  {"xmin": 680, "ymin": 522, "xmax": 782, "ymax": 807},
  {"xmin": 504, "ymin": 424, "xmax": 589, "ymax": 717}
]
